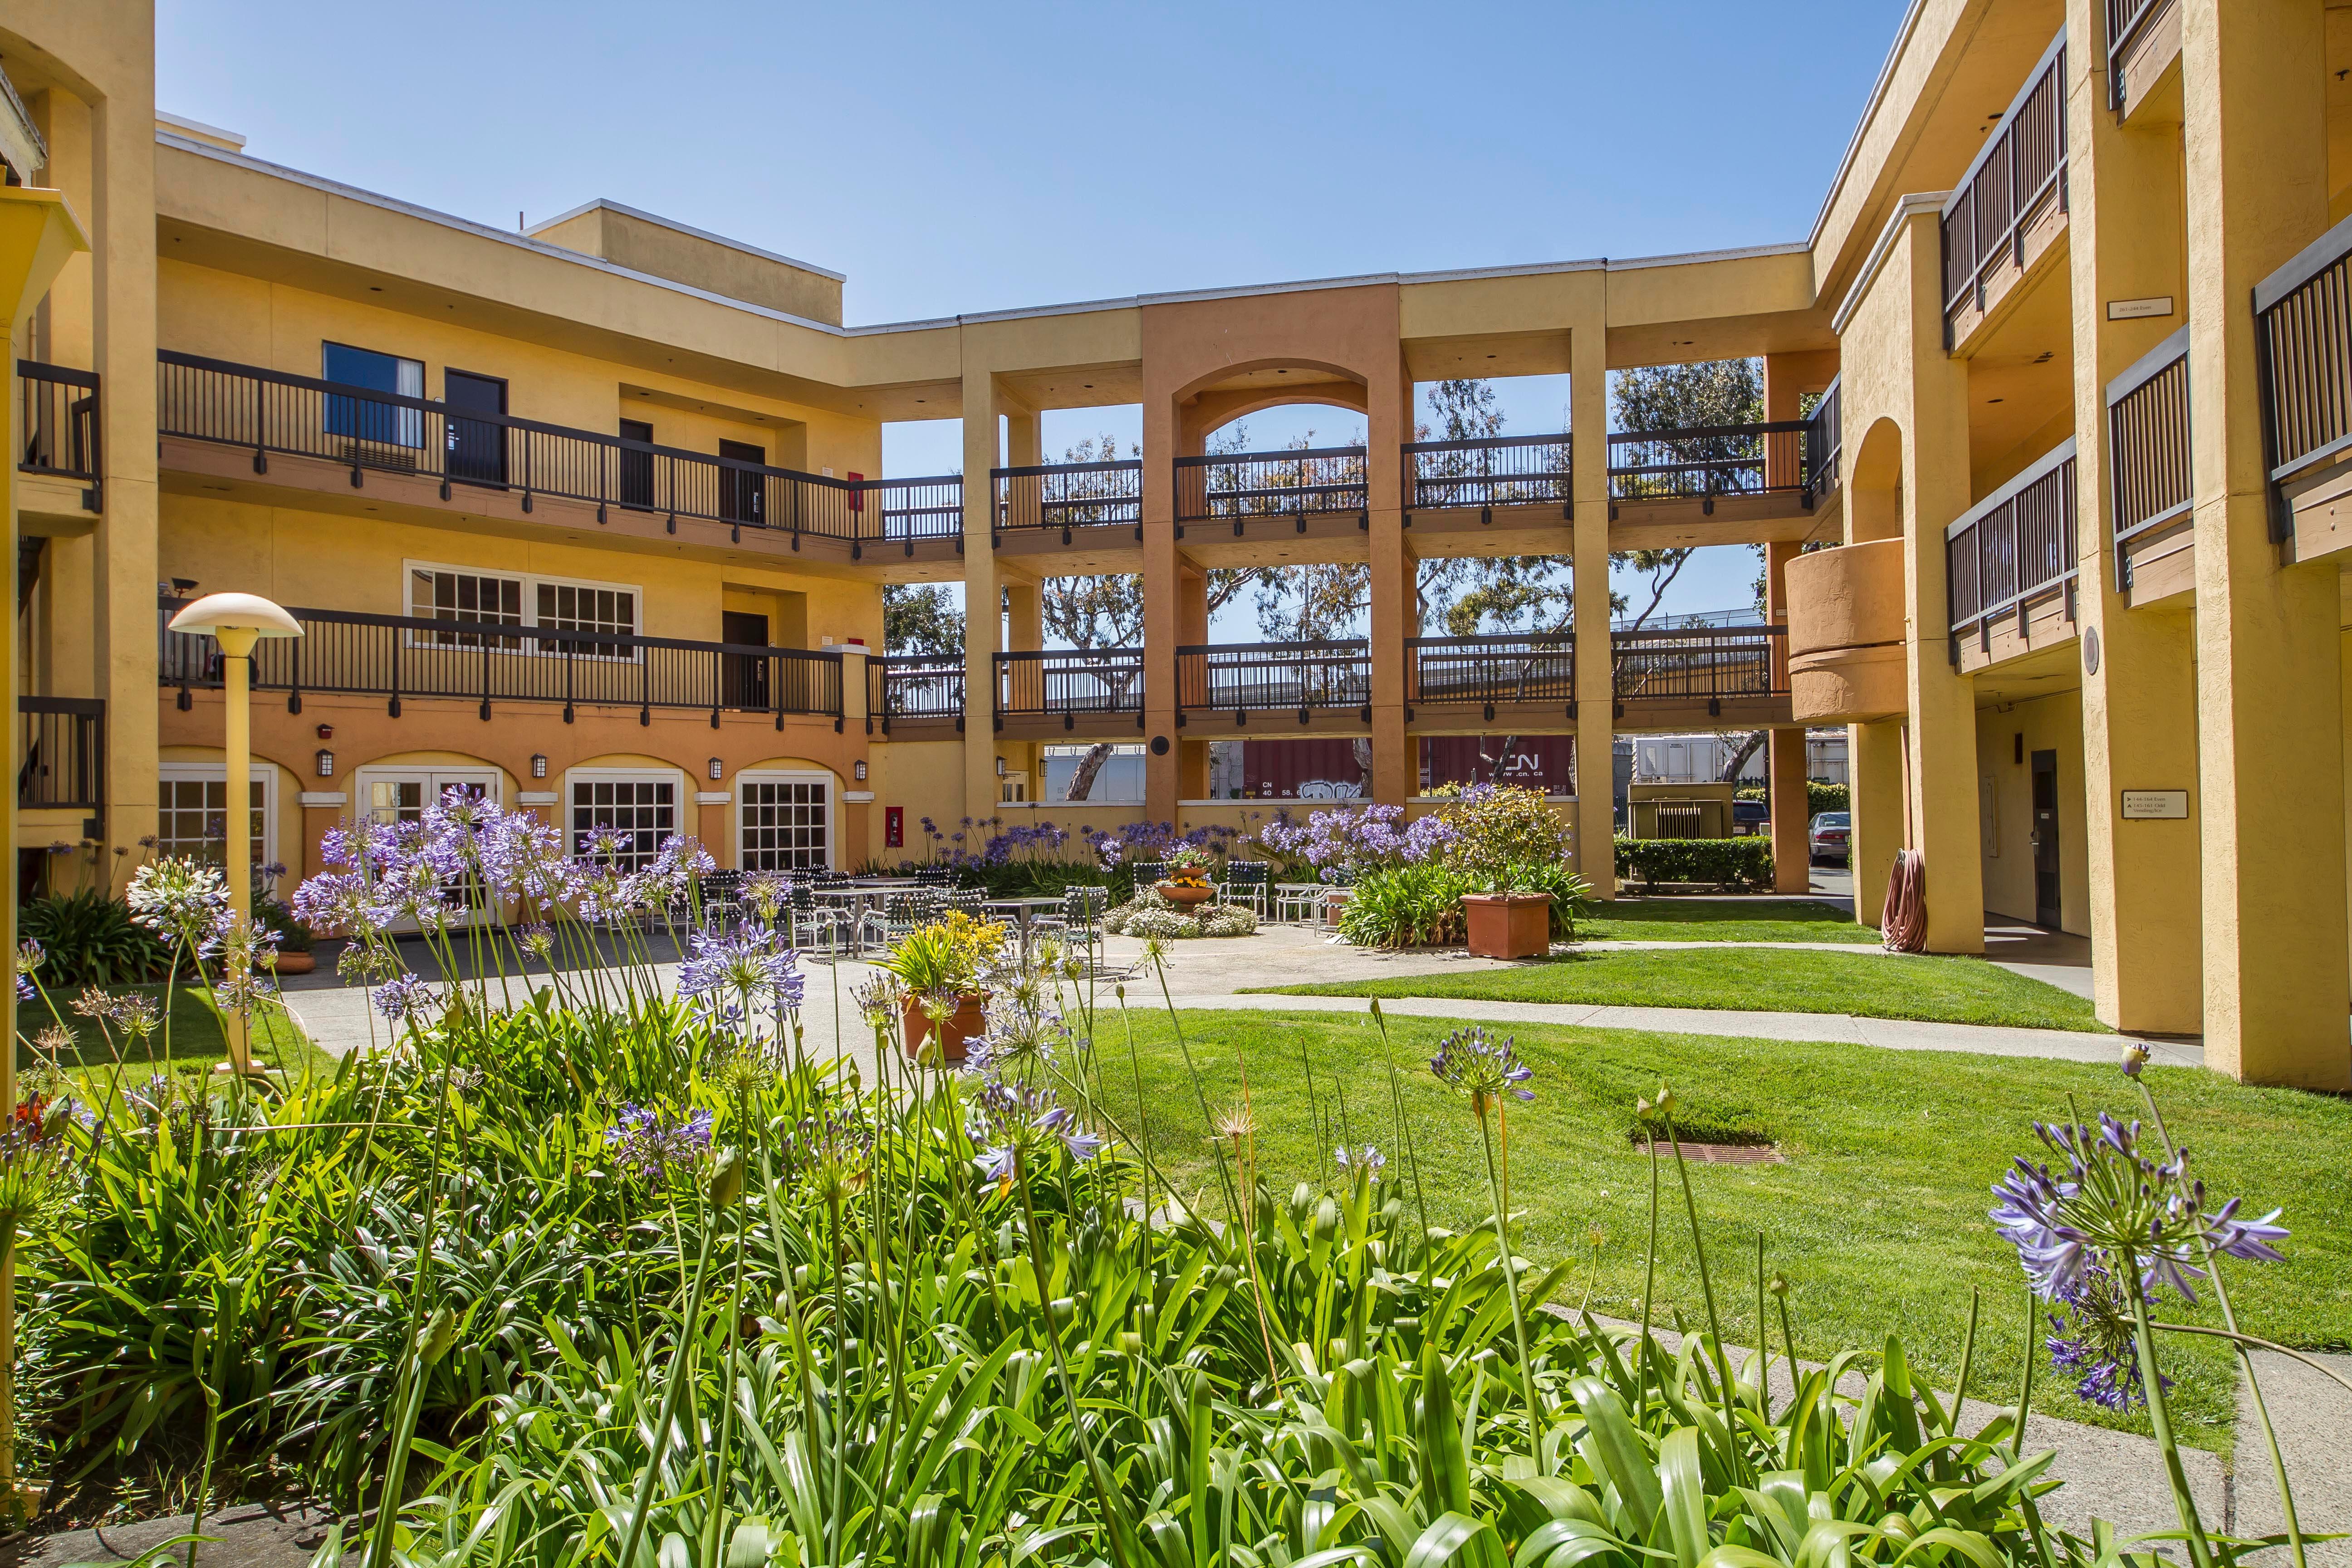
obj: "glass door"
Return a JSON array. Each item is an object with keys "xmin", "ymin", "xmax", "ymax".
[{"xmin": 358, "ymin": 769, "xmax": 503, "ymax": 929}]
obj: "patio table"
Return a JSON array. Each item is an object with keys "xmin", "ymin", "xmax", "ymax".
[{"xmin": 984, "ymin": 896, "xmax": 1066, "ymax": 961}]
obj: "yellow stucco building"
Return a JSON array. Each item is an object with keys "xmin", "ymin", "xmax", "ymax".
[{"xmin": 5, "ymin": 0, "xmax": 2348, "ymax": 1087}]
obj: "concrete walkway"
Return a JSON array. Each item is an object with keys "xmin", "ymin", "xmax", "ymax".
[{"xmin": 280, "ymin": 922, "xmax": 2189, "ymax": 1071}]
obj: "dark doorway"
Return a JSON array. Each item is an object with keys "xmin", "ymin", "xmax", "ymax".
[
  {"xmin": 723, "ymin": 611, "xmax": 770, "ymax": 709},
  {"xmin": 444, "ymin": 370, "xmax": 509, "ymax": 486},
  {"xmin": 618, "ymin": 417, "xmax": 654, "ymax": 509},
  {"xmin": 719, "ymin": 439, "xmax": 765, "ymax": 526},
  {"xmin": 2030, "ymin": 749, "xmax": 2061, "ymax": 929}
]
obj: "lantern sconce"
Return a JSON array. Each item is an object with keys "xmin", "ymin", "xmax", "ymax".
[
  {"xmin": 530, "ymin": 754, "xmax": 548, "ymax": 779},
  {"xmin": 853, "ymin": 760, "xmax": 867, "ymax": 782},
  {"xmin": 315, "ymin": 749, "xmax": 335, "ymax": 779},
  {"xmin": 708, "ymin": 756, "xmax": 725, "ymax": 781},
  {"xmin": 995, "ymin": 755, "xmax": 1007, "ymax": 778}
]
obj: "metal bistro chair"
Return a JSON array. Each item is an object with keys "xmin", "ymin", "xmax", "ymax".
[
  {"xmin": 787, "ymin": 881, "xmax": 853, "ymax": 961},
  {"xmin": 1219, "ymin": 860, "xmax": 1270, "ymax": 917},
  {"xmin": 1054, "ymin": 884, "xmax": 1112, "ymax": 970},
  {"xmin": 863, "ymin": 887, "xmax": 944, "ymax": 952},
  {"xmin": 1126, "ymin": 861, "xmax": 1165, "ymax": 901},
  {"xmin": 938, "ymin": 887, "xmax": 989, "ymax": 922},
  {"xmin": 696, "ymin": 868, "xmax": 745, "ymax": 931}
]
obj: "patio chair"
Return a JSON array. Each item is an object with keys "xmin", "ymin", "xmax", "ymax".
[
  {"xmin": 1126, "ymin": 861, "xmax": 1165, "ymax": 899},
  {"xmin": 1219, "ymin": 860, "xmax": 1270, "ymax": 916},
  {"xmin": 787, "ymin": 882, "xmax": 853, "ymax": 960},
  {"xmin": 1273, "ymin": 882, "xmax": 1324, "ymax": 925},
  {"xmin": 696, "ymin": 868, "xmax": 745, "ymax": 931},
  {"xmin": 863, "ymin": 887, "xmax": 944, "ymax": 951},
  {"xmin": 938, "ymin": 887, "xmax": 989, "ymax": 921}
]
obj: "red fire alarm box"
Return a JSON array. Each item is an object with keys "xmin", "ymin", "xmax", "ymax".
[
  {"xmin": 847, "ymin": 470, "xmax": 864, "ymax": 514},
  {"xmin": 885, "ymin": 805, "xmax": 903, "ymax": 848}
]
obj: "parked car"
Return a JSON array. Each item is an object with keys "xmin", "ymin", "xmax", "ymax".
[
  {"xmin": 1731, "ymin": 798, "xmax": 1770, "ymax": 835},
  {"xmin": 1808, "ymin": 810, "xmax": 1851, "ymax": 865}
]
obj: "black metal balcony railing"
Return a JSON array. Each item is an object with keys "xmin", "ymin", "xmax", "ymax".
[
  {"xmin": 156, "ymin": 351, "xmax": 961, "ymax": 556},
  {"xmin": 995, "ymin": 649, "xmax": 1146, "ymax": 728},
  {"xmin": 19, "ymin": 696, "xmax": 104, "ymax": 813},
  {"xmin": 872, "ymin": 655, "xmax": 965, "ymax": 728},
  {"xmin": 2256, "ymin": 210, "xmax": 2352, "ymax": 530},
  {"xmin": 1947, "ymin": 440, "xmax": 2078, "ymax": 649},
  {"xmin": 18, "ymin": 359, "xmax": 100, "ymax": 489},
  {"xmin": 1607, "ymin": 421, "xmax": 1818, "ymax": 504},
  {"xmin": 1611, "ymin": 624, "xmax": 1787, "ymax": 703},
  {"xmin": 1177, "ymin": 641, "xmax": 1372, "ymax": 715},
  {"xmin": 2106, "ymin": 325, "xmax": 2192, "ymax": 580},
  {"xmin": 1174, "ymin": 446, "xmax": 1368, "ymax": 527},
  {"xmin": 992, "ymin": 460, "xmax": 1144, "ymax": 540},
  {"xmin": 1806, "ymin": 376, "xmax": 1842, "ymax": 495},
  {"xmin": 158, "ymin": 598, "xmax": 843, "ymax": 725},
  {"xmin": 1942, "ymin": 29, "xmax": 2068, "ymax": 344},
  {"xmin": 1407, "ymin": 633, "xmax": 1576, "ymax": 707},
  {"xmin": 1403, "ymin": 433, "xmax": 1572, "ymax": 517},
  {"xmin": 2105, "ymin": 0, "xmax": 2167, "ymax": 108}
]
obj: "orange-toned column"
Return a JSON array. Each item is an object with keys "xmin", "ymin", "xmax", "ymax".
[
  {"xmin": 1764, "ymin": 539, "xmax": 1809, "ymax": 893},
  {"xmin": 1570, "ymin": 318, "xmax": 1615, "ymax": 896},
  {"xmin": 2180, "ymin": 0, "xmax": 2347, "ymax": 1085},
  {"xmin": 960, "ymin": 371, "xmax": 1004, "ymax": 819},
  {"xmin": 1367, "ymin": 359, "xmax": 1413, "ymax": 805},
  {"xmin": 1141, "ymin": 383, "xmax": 1182, "ymax": 821}
]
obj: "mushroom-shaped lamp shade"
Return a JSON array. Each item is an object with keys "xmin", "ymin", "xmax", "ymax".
[{"xmin": 167, "ymin": 592, "xmax": 304, "ymax": 640}]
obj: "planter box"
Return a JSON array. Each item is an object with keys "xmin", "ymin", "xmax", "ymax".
[
  {"xmin": 1463, "ymin": 893, "xmax": 1552, "ymax": 960},
  {"xmin": 902, "ymin": 991, "xmax": 987, "ymax": 1063},
  {"xmin": 271, "ymin": 951, "xmax": 316, "ymax": 975}
]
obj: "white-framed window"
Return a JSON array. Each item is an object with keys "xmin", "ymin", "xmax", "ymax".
[
  {"xmin": 405, "ymin": 561, "xmax": 639, "ymax": 655},
  {"xmin": 737, "ymin": 770, "xmax": 833, "ymax": 872},
  {"xmin": 157, "ymin": 763, "xmax": 278, "ymax": 887},
  {"xmin": 568, "ymin": 768, "xmax": 682, "ymax": 872}
]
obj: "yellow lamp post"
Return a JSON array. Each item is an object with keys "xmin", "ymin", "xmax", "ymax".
[{"xmin": 164, "ymin": 593, "xmax": 304, "ymax": 1073}]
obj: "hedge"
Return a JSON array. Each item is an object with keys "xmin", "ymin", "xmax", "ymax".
[
  {"xmin": 1730, "ymin": 779, "xmax": 1849, "ymax": 817},
  {"xmin": 1612, "ymin": 835, "xmax": 1774, "ymax": 890}
]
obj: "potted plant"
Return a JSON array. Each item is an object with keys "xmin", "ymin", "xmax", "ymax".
[
  {"xmin": 877, "ymin": 910, "xmax": 1006, "ymax": 1061},
  {"xmin": 1155, "ymin": 847, "xmax": 1218, "ymax": 908},
  {"xmin": 1462, "ymin": 873, "xmax": 1553, "ymax": 960}
]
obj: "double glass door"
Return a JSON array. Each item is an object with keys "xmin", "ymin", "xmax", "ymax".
[{"xmin": 359, "ymin": 769, "xmax": 503, "ymax": 928}]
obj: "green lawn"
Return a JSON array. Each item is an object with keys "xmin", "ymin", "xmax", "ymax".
[
  {"xmin": 1250, "ymin": 946, "xmax": 2105, "ymax": 1032},
  {"xmin": 1575, "ymin": 897, "xmax": 1880, "ymax": 945},
  {"xmin": 18, "ymin": 984, "xmax": 328, "ymax": 1092},
  {"xmin": 1086, "ymin": 1007, "xmax": 2352, "ymax": 1450}
]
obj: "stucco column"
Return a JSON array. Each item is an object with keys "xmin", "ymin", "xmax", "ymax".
[
  {"xmin": 2181, "ymin": 0, "xmax": 2348, "ymax": 1086},
  {"xmin": 2063, "ymin": 0, "xmax": 2203, "ymax": 1033},
  {"xmin": 1367, "ymin": 360, "xmax": 1413, "ymax": 806},
  {"xmin": 29, "ymin": 91, "xmax": 96, "ymax": 708},
  {"xmin": 1005, "ymin": 578, "xmax": 1042, "ymax": 652},
  {"xmin": 1142, "ymin": 384, "xmax": 1182, "ymax": 821},
  {"xmin": 1843, "ymin": 468, "xmax": 1904, "ymax": 925},
  {"xmin": 960, "ymin": 370, "xmax": 1003, "ymax": 820},
  {"xmin": 92, "ymin": 84, "xmax": 162, "ymax": 872},
  {"xmin": 1764, "ymin": 539, "xmax": 1809, "ymax": 892},
  {"xmin": 1892, "ymin": 210, "xmax": 1984, "ymax": 954},
  {"xmin": 1570, "ymin": 319, "xmax": 1615, "ymax": 896}
]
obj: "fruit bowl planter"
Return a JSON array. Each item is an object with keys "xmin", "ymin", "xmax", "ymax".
[
  {"xmin": 1156, "ymin": 880, "xmax": 1217, "ymax": 908},
  {"xmin": 902, "ymin": 991, "xmax": 988, "ymax": 1062},
  {"xmin": 1463, "ymin": 892, "xmax": 1553, "ymax": 959}
]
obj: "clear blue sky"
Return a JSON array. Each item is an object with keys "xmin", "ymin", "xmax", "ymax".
[{"xmin": 157, "ymin": 0, "xmax": 1900, "ymax": 629}]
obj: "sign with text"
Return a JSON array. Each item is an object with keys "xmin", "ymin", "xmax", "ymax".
[{"xmin": 2120, "ymin": 789, "xmax": 2189, "ymax": 820}]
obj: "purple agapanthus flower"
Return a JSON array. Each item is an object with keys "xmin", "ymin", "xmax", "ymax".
[
  {"xmin": 606, "ymin": 1103, "xmax": 715, "ymax": 1177},
  {"xmin": 965, "ymin": 1075, "xmax": 1102, "ymax": 1192},
  {"xmin": 1335, "ymin": 1144, "xmax": 1387, "ymax": 1178},
  {"xmin": 1990, "ymin": 1112, "xmax": 2287, "ymax": 1308},
  {"xmin": 676, "ymin": 925, "xmax": 804, "ymax": 1024},
  {"xmin": 1430, "ymin": 1024, "xmax": 1535, "ymax": 1111},
  {"xmin": 373, "ymin": 970, "xmax": 438, "ymax": 1023}
]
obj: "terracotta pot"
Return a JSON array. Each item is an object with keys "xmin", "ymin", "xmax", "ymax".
[
  {"xmin": 902, "ymin": 991, "xmax": 988, "ymax": 1062},
  {"xmin": 1156, "ymin": 880, "xmax": 1216, "ymax": 907},
  {"xmin": 1463, "ymin": 892, "xmax": 1553, "ymax": 960},
  {"xmin": 271, "ymin": 951, "xmax": 316, "ymax": 975}
]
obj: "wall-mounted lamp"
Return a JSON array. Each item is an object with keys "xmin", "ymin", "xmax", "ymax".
[
  {"xmin": 315, "ymin": 749, "xmax": 335, "ymax": 778},
  {"xmin": 995, "ymin": 755, "xmax": 1007, "ymax": 778},
  {"xmin": 853, "ymin": 760, "xmax": 867, "ymax": 782},
  {"xmin": 530, "ymin": 754, "xmax": 548, "ymax": 779},
  {"xmin": 708, "ymin": 756, "xmax": 725, "ymax": 781},
  {"xmin": 315, "ymin": 723, "xmax": 334, "ymax": 741}
]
